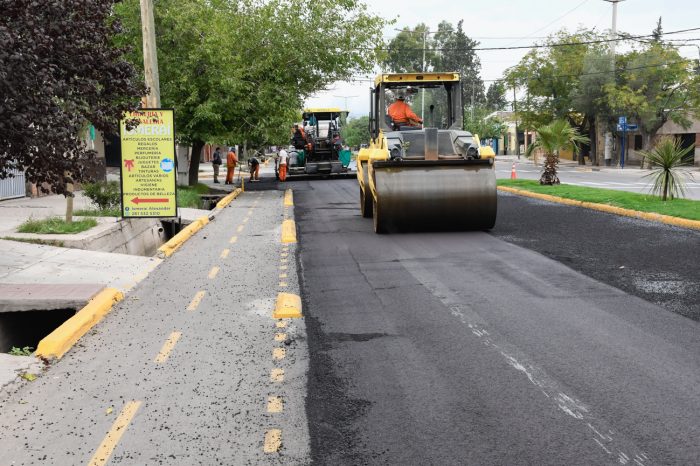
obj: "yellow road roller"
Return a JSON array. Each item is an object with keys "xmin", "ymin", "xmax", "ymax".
[{"xmin": 357, "ymin": 72, "xmax": 497, "ymax": 233}]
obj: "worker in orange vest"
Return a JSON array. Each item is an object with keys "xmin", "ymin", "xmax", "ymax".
[
  {"xmin": 387, "ymin": 91, "xmax": 422, "ymax": 128},
  {"xmin": 225, "ymin": 147, "xmax": 238, "ymax": 185}
]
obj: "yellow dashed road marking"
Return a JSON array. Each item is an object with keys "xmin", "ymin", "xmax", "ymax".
[
  {"xmin": 274, "ymin": 333, "xmax": 287, "ymax": 342},
  {"xmin": 267, "ymin": 396, "xmax": 283, "ymax": 413},
  {"xmin": 276, "ymin": 321, "xmax": 287, "ymax": 328},
  {"xmin": 264, "ymin": 429, "xmax": 282, "ymax": 453},
  {"xmin": 87, "ymin": 400, "xmax": 142, "ymax": 466},
  {"xmin": 154, "ymin": 331, "xmax": 182, "ymax": 364},
  {"xmin": 281, "ymin": 252, "xmax": 288, "ymax": 258},
  {"xmin": 279, "ymin": 282, "xmax": 287, "ymax": 288},
  {"xmin": 270, "ymin": 368, "xmax": 284, "ymax": 382},
  {"xmin": 279, "ymin": 265, "xmax": 287, "ymax": 270},
  {"xmin": 280, "ymin": 258, "xmax": 288, "ymax": 264},
  {"xmin": 243, "ymin": 217, "xmax": 250, "ymax": 224},
  {"xmin": 187, "ymin": 291, "xmax": 205, "ymax": 311},
  {"xmin": 208, "ymin": 266, "xmax": 220, "ymax": 279},
  {"xmin": 281, "ymin": 219, "xmax": 297, "ymax": 243},
  {"xmin": 229, "ymin": 235, "xmax": 238, "ymax": 244},
  {"xmin": 220, "ymin": 249, "xmax": 230, "ymax": 259},
  {"xmin": 273, "ymin": 348, "xmax": 286, "ymax": 360},
  {"xmin": 279, "ymin": 273, "xmax": 287, "ymax": 279},
  {"xmin": 237, "ymin": 225, "xmax": 244, "ymax": 233}
]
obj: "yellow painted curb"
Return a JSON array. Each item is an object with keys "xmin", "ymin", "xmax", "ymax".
[
  {"xmin": 158, "ymin": 215, "xmax": 210, "ymax": 258},
  {"xmin": 284, "ymin": 189, "xmax": 294, "ymax": 207},
  {"xmin": 498, "ymin": 186, "xmax": 700, "ymax": 231},
  {"xmin": 36, "ymin": 288, "xmax": 124, "ymax": 360},
  {"xmin": 281, "ymin": 219, "xmax": 297, "ymax": 243},
  {"xmin": 216, "ymin": 188, "xmax": 242, "ymax": 210},
  {"xmin": 274, "ymin": 292, "xmax": 302, "ymax": 319}
]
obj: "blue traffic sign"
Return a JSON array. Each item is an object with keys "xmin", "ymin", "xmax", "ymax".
[{"xmin": 618, "ymin": 116, "xmax": 627, "ymax": 125}]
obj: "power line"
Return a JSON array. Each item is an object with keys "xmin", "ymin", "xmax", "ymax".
[{"xmin": 373, "ymin": 26, "xmax": 700, "ymax": 53}]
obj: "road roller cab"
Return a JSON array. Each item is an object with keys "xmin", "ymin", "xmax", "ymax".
[{"xmin": 357, "ymin": 72, "xmax": 497, "ymax": 233}]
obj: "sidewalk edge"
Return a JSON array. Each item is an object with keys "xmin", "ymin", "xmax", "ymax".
[
  {"xmin": 497, "ymin": 186, "xmax": 700, "ymax": 231},
  {"xmin": 36, "ymin": 288, "xmax": 124, "ymax": 360}
]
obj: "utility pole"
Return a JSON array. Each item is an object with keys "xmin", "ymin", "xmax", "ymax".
[
  {"xmin": 513, "ymin": 86, "xmax": 519, "ymax": 158},
  {"xmin": 140, "ymin": 0, "xmax": 161, "ymax": 107},
  {"xmin": 395, "ymin": 27, "xmax": 436, "ymax": 121},
  {"xmin": 603, "ymin": 0, "xmax": 625, "ymax": 166}
]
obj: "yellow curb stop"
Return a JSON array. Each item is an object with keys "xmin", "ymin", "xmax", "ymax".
[
  {"xmin": 273, "ymin": 293, "xmax": 302, "ymax": 319},
  {"xmin": 158, "ymin": 215, "xmax": 210, "ymax": 258},
  {"xmin": 281, "ymin": 219, "xmax": 297, "ymax": 243},
  {"xmin": 36, "ymin": 288, "xmax": 124, "ymax": 360}
]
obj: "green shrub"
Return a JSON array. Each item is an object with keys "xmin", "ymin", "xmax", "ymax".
[{"xmin": 82, "ymin": 181, "xmax": 121, "ymax": 210}]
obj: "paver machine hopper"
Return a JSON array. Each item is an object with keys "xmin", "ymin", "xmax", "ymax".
[{"xmin": 357, "ymin": 73, "xmax": 497, "ymax": 233}]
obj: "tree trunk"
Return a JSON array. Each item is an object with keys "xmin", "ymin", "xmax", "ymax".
[
  {"xmin": 64, "ymin": 171, "xmax": 74, "ymax": 223},
  {"xmin": 585, "ymin": 115, "xmax": 596, "ymax": 165},
  {"xmin": 188, "ymin": 139, "xmax": 205, "ymax": 186},
  {"xmin": 539, "ymin": 153, "xmax": 560, "ymax": 185}
]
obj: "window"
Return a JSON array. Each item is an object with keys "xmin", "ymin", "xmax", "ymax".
[{"xmin": 634, "ymin": 135, "xmax": 643, "ymax": 150}]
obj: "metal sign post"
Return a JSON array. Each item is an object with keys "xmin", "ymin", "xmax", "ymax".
[{"xmin": 119, "ymin": 109, "xmax": 177, "ymax": 218}]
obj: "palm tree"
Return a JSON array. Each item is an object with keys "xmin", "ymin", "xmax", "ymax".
[
  {"xmin": 525, "ymin": 120, "xmax": 589, "ymax": 185},
  {"xmin": 640, "ymin": 137, "xmax": 695, "ymax": 201}
]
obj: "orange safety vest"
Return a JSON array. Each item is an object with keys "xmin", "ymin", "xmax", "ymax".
[{"xmin": 387, "ymin": 100, "xmax": 422, "ymax": 124}]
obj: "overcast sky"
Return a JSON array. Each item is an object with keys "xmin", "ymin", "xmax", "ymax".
[{"xmin": 305, "ymin": 0, "xmax": 700, "ymax": 118}]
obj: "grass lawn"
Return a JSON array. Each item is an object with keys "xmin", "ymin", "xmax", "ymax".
[
  {"xmin": 17, "ymin": 217, "xmax": 98, "ymax": 234},
  {"xmin": 177, "ymin": 183, "xmax": 210, "ymax": 208},
  {"xmin": 498, "ymin": 179, "xmax": 700, "ymax": 221},
  {"xmin": 74, "ymin": 207, "xmax": 121, "ymax": 217}
]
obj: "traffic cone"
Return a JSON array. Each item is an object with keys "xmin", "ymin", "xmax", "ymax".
[{"xmin": 510, "ymin": 162, "xmax": 517, "ymax": 180}]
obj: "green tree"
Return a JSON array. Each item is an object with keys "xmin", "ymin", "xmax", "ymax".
[
  {"xmin": 433, "ymin": 20, "xmax": 485, "ymax": 107},
  {"xmin": 0, "ymin": 0, "xmax": 144, "ymax": 195},
  {"xmin": 605, "ymin": 42, "xmax": 700, "ymax": 152},
  {"xmin": 116, "ymin": 0, "xmax": 385, "ymax": 185},
  {"xmin": 486, "ymin": 81, "xmax": 508, "ymax": 111},
  {"xmin": 464, "ymin": 107, "xmax": 507, "ymax": 140},
  {"xmin": 641, "ymin": 137, "xmax": 695, "ymax": 200},
  {"xmin": 525, "ymin": 120, "xmax": 589, "ymax": 185},
  {"xmin": 383, "ymin": 24, "xmax": 435, "ymax": 73},
  {"xmin": 341, "ymin": 116, "xmax": 370, "ymax": 148},
  {"xmin": 505, "ymin": 29, "xmax": 605, "ymax": 162}
]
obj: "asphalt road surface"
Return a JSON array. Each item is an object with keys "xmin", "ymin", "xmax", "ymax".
[{"xmin": 294, "ymin": 178, "xmax": 700, "ymax": 465}]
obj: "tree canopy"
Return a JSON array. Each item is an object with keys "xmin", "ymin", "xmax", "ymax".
[
  {"xmin": 0, "ymin": 0, "xmax": 144, "ymax": 194},
  {"xmin": 115, "ymin": 0, "xmax": 386, "ymax": 184}
]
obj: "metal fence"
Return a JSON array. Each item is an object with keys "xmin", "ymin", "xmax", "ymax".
[{"xmin": 0, "ymin": 169, "xmax": 26, "ymax": 200}]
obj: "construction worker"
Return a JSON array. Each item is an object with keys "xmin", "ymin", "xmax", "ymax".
[
  {"xmin": 387, "ymin": 91, "xmax": 422, "ymax": 128},
  {"xmin": 278, "ymin": 146, "xmax": 288, "ymax": 182},
  {"xmin": 292, "ymin": 125, "xmax": 306, "ymax": 150},
  {"xmin": 225, "ymin": 147, "xmax": 238, "ymax": 184},
  {"xmin": 248, "ymin": 156, "xmax": 260, "ymax": 182},
  {"xmin": 211, "ymin": 147, "xmax": 222, "ymax": 183}
]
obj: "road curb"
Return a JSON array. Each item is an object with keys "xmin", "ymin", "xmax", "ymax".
[
  {"xmin": 36, "ymin": 288, "xmax": 124, "ymax": 360},
  {"xmin": 157, "ymin": 215, "xmax": 210, "ymax": 258},
  {"xmin": 497, "ymin": 186, "xmax": 700, "ymax": 231},
  {"xmin": 215, "ymin": 188, "xmax": 242, "ymax": 210}
]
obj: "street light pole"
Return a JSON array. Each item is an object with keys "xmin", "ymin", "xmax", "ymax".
[
  {"xmin": 603, "ymin": 0, "xmax": 625, "ymax": 166},
  {"xmin": 140, "ymin": 0, "xmax": 161, "ymax": 108},
  {"xmin": 333, "ymin": 95, "xmax": 358, "ymax": 111}
]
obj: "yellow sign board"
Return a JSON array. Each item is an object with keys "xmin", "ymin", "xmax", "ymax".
[{"xmin": 119, "ymin": 109, "xmax": 177, "ymax": 218}]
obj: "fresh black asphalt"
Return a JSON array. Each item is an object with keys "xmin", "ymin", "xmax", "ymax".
[{"xmin": 293, "ymin": 178, "xmax": 700, "ymax": 465}]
